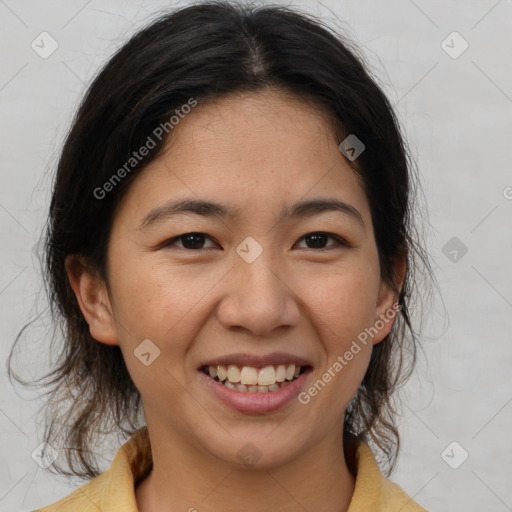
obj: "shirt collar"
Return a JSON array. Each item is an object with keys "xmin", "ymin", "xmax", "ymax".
[{"xmin": 102, "ymin": 426, "xmax": 386, "ymax": 511}]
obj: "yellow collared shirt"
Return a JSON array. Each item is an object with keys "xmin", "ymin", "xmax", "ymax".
[{"xmin": 35, "ymin": 427, "xmax": 428, "ymax": 511}]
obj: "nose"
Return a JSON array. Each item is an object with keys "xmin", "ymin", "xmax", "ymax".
[{"xmin": 216, "ymin": 254, "xmax": 301, "ymax": 337}]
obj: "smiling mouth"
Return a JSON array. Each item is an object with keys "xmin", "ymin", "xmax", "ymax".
[{"xmin": 201, "ymin": 364, "xmax": 310, "ymax": 393}]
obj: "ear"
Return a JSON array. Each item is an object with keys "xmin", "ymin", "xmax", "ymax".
[
  {"xmin": 65, "ymin": 254, "xmax": 119, "ymax": 346},
  {"xmin": 371, "ymin": 255, "xmax": 407, "ymax": 346}
]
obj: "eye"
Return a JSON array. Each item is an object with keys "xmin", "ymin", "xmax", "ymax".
[
  {"xmin": 164, "ymin": 232, "xmax": 219, "ymax": 250},
  {"xmin": 294, "ymin": 232, "xmax": 348, "ymax": 250},
  {"xmin": 162, "ymin": 231, "xmax": 349, "ymax": 251}
]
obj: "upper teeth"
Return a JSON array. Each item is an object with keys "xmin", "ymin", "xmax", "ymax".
[{"xmin": 208, "ymin": 364, "xmax": 301, "ymax": 386}]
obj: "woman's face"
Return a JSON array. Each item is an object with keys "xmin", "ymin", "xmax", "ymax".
[{"xmin": 94, "ymin": 89, "xmax": 399, "ymax": 468}]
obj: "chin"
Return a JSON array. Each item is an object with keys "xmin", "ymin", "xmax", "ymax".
[{"xmin": 200, "ymin": 427, "xmax": 313, "ymax": 471}]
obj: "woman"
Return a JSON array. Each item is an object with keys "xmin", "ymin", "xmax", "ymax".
[{"xmin": 18, "ymin": 1, "xmax": 430, "ymax": 510}]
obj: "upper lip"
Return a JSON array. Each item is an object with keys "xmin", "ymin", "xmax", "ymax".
[{"xmin": 200, "ymin": 352, "xmax": 313, "ymax": 369}]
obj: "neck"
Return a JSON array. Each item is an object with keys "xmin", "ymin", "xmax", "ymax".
[{"xmin": 136, "ymin": 422, "xmax": 356, "ymax": 512}]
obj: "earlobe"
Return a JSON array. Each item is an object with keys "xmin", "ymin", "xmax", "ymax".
[
  {"xmin": 65, "ymin": 254, "xmax": 119, "ymax": 346},
  {"xmin": 372, "ymin": 255, "xmax": 407, "ymax": 346}
]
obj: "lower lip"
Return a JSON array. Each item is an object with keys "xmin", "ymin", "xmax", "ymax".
[{"xmin": 199, "ymin": 369, "xmax": 312, "ymax": 414}]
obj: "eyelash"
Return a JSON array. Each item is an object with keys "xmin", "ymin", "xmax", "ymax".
[{"xmin": 162, "ymin": 232, "xmax": 350, "ymax": 251}]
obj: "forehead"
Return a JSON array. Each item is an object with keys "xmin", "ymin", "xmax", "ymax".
[
  {"xmin": 115, "ymin": 89, "xmax": 370, "ymax": 227},
  {"xmin": 166, "ymin": 89, "xmax": 340, "ymax": 172}
]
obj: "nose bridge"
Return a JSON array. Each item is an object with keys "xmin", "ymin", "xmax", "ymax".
[
  {"xmin": 217, "ymin": 240, "xmax": 300, "ymax": 335},
  {"xmin": 240, "ymin": 250, "xmax": 282, "ymax": 299}
]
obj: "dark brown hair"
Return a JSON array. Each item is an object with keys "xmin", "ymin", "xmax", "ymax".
[{"xmin": 9, "ymin": 0, "xmax": 431, "ymax": 479}]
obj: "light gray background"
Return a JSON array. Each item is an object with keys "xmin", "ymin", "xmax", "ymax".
[{"xmin": 1, "ymin": 1, "xmax": 511, "ymax": 511}]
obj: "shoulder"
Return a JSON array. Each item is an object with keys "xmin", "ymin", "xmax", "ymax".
[
  {"xmin": 33, "ymin": 427, "xmax": 151, "ymax": 512},
  {"xmin": 380, "ymin": 477, "xmax": 429, "ymax": 511},
  {"xmin": 348, "ymin": 441, "xmax": 429, "ymax": 512},
  {"xmin": 33, "ymin": 472, "xmax": 112, "ymax": 512}
]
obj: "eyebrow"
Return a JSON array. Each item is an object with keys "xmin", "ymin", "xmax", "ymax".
[{"xmin": 138, "ymin": 197, "xmax": 365, "ymax": 231}]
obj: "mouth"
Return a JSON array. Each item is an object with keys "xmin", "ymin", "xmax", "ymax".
[
  {"xmin": 200, "ymin": 363, "xmax": 311, "ymax": 393},
  {"xmin": 197, "ymin": 353, "xmax": 313, "ymax": 413}
]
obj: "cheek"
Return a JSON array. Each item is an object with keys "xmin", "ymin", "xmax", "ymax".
[
  {"xmin": 109, "ymin": 256, "xmax": 217, "ymax": 339},
  {"xmin": 298, "ymin": 261, "xmax": 379, "ymax": 395},
  {"xmin": 299, "ymin": 270, "xmax": 376, "ymax": 417},
  {"xmin": 301, "ymin": 262, "xmax": 381, "ymax": 337}
]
